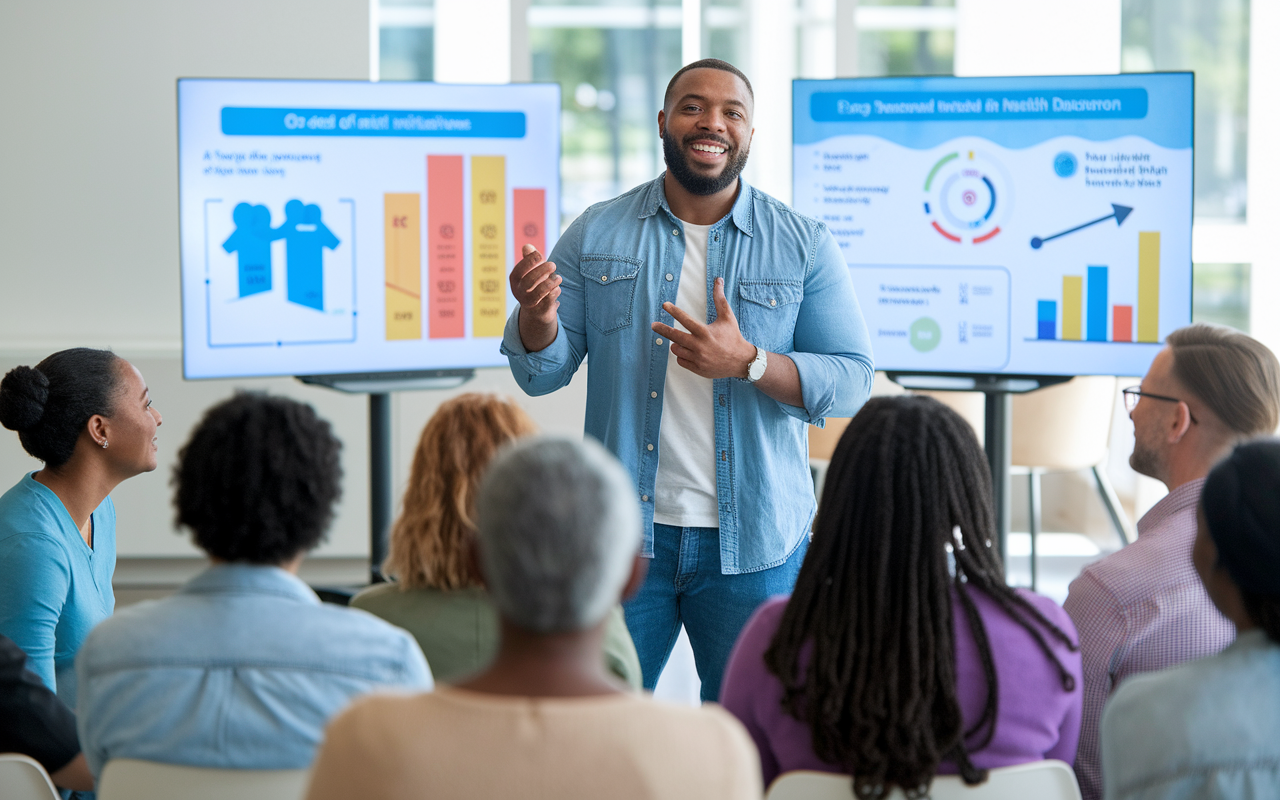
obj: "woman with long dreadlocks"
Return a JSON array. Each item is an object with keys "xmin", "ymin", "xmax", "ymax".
[{"xmin": 721, "ymin": 395, "xmax": 1082, "ymax": 796}]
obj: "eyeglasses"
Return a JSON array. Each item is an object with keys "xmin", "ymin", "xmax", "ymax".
[{"xmin": 1122, "ymin": 386, "xmax": 1199, "ymax": 424}]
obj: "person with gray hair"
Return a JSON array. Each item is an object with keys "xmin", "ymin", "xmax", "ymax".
[
  {"xmin": 1065, "ymin": 323, "xmax": 1280, "ymax": 800},
  {"xmin": 304, "ymin": 437, "xmax": 762, "ymax": 800}
]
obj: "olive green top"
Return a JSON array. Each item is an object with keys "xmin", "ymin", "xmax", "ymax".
[{"xmin": 351, "ymin": 583, "xmax": 643, "ymax": 689}]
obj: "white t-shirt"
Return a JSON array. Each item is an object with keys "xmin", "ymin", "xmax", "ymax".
[{"xmin": 654, "ymin": 222, "xmax": 719, "ymax": 528}]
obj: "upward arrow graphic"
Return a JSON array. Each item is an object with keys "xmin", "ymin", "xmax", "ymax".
[{"xmin": 1031, "ymin": 204, "xmax": 1134, "ymax": 249}]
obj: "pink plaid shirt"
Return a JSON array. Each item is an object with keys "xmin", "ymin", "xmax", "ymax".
[{"xmin": 1063, "ymin": 477, "xmax": 1235, "ymax": 800}]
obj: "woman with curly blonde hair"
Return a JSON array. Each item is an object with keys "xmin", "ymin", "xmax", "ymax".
[{"xmin": 353, "ymin": 393, "xmax": 642, "ymax": 686}]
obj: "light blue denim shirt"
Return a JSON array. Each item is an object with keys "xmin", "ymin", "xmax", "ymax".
[
  {"xmin": 75, "ymin": 564, "xmax": 432, "ymax": 776},
  {"xmin": 502, "ymin": 175, "xmax": 874, "ymax": 574},
  {"xmin": 1101, "ymin": 629, "xmax": 1278, "ymax": 800}
]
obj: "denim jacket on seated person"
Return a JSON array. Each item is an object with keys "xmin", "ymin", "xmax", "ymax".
[
  {"xmin": 74, "ymin": 564, "xmax": 432, "ymax": 776},
  {"xmin": 502, "ymin": 174, "xmax": 874, "ymax": 574}
]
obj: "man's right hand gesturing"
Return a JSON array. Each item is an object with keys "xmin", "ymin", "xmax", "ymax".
[{"xmin": 510, "ymin": 243, "xmax": 561, "ymax": 353}]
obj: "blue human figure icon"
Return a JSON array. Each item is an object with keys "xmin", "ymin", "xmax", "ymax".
[
  {"xmin": 222, "ymin": 203, "xmax": 277, "ymax": 297},
  {"xmin": 283, "ymin": 200, "xmax": 340, "ymax": 311}
]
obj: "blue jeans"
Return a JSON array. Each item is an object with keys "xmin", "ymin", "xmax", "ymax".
[{"xmin": 623, "ymin": 524, "xmax": 808, "ymax": 702}]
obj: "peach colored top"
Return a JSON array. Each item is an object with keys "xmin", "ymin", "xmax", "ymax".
[{"xmin": 305, "ymin": 686, "xmax": 761, "ymax": 800}]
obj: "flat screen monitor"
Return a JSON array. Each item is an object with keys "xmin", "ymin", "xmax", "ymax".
[
  {"xmin": 177, "ymin": 79, "xmax": 560, "ymax": 380},
  {"xmin": 792, "ymin": 73, "xmax": 1193, "ymax": 378}
]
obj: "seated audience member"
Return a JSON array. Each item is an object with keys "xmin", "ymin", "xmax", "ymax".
[
  {"xmin": 353, "ymin": 394, "xmax": 641, "ymax": 687},
  {"xmin": 720, "ymin": 395, "xmax": 1082, "ymax": 795},
  {"xmin": 306, "ymin": 437, "xmax": 761, "ymax": 800},
  {"xmin": 1064, "ymin": 324, "xmax": 1280, "ymax": 800},
  {"xmin": 75, "ymin": 393, "xmax": 431, "ymax": 777},
  {"xmin": 1102, "ymin": 439, "xmax": 1280, "ymax": 799},
  {"xmin": 0, "ymin": 349, "xmax": 163, "ymax": 708},
  {"xmin": 1, "ymin": 633, "xmax": 93, "ymax": 791}
]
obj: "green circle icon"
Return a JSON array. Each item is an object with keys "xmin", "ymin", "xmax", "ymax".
[{"xmin": 909, "ymin": 316, "xmax": 942, "ymax": 352}]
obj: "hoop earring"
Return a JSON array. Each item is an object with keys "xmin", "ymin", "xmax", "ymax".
[{"xmin": 101, "ymin": 440, "xmax": 108, "ymax": 449}]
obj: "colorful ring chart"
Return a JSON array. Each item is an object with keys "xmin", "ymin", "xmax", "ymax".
[{"xmin": 923, "ymin": 150, "xmax": 1011, "ymax": 245}]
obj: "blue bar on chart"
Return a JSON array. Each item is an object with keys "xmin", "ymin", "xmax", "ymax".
[
  {"xmin": 1037, "ymin": 300, "xmax": 1057, "ymax": 340},
  {"xmin": 1087, "ymin": 265, "xmax": 1108, "ymax": 342}
]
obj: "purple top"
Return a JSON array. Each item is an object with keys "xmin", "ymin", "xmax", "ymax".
[{"xmin": 720, "ymin": 588, "xmax": 1083, "ymax": 786}]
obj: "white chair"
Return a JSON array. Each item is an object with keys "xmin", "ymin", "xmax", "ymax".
[
  {"xmin": 0, "ymin": 753, "xmax": 60, "ymax": 800},
  {"xmin": 765, "ymin": 760, "xmax": 1082, "ymax": 800},
  {"xmin": 98, "ymin": 759, "xmax": 310, "ymax": 800}
]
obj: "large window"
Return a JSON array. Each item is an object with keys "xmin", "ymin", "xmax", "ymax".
[
  {"xmin": 1124, "ymin": 0, "xmax": 1252, "ymax": 334},
  {"xmin": 857, "ymin": 0, "xmax": 954, "ymax": 77},
  {"xmin": 379, "ymin": 0, "xmax": 434, "ymax": 81},
  {"xmin": 530, "ymin": 2, "xmax": 681, "ymax": 225},
  {"xmin": 1122, "ymin": 0, "xmax": 1249, "ymax": 222}
]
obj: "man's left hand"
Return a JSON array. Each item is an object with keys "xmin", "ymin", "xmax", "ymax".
[{"xmin": 652, "ymin": 277, "xmax": 756, "ymax": 380}]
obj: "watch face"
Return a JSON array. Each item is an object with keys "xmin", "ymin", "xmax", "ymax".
[{"xmin": 748, "ymin": 355, "xmax": 767, "ymax": 382}]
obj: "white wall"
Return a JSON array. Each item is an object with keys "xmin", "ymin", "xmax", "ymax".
[{"xmin": 0, "ymin": 0, "xmax": 589, "ymax": 573}]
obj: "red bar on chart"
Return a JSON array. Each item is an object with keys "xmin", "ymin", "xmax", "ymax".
[
  {"xmin": 1113, "ymin": 305, "xmax": 1133, "ymax": 343},
  {"xmin": 427, "ymin": 155, "xmax": 465, "ymax": 339},
  {"xmin": 513, "ymin": 189, "xmax": 546, "ymax": 262}
]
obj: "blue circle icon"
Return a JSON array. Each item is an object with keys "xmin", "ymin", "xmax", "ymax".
[{"xmin": 1054, "ymin": 152, "xmax": 1077, "ymax": 178}]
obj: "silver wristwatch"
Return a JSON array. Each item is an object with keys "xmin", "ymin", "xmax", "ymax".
[{"xmin": 746, "ymin": 346, "xmax": 768, "ymax": 384}]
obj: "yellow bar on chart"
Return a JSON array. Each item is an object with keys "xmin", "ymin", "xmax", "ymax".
[
  {"xmin": 1062, "ymin": 275, "xmax": 1083, "ymax": 341},
  {"xmin": 1138, "ymin": 231, "xmax": 1160, "ymax": 343},
  {"xmin": 384, "ymin": 193, "xmax": 422, "ymax": 340},
  {"xmin": 471, "ymin": 155, "xmax": 507, "ymax": 337}
]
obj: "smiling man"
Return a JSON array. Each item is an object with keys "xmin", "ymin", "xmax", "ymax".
[{"xmin": 501, "ymin": 59, "xmax": 874, "ymax": 700}]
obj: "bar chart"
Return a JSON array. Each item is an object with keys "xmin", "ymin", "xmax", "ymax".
[
  {"xmin": 428, "ymin": 155, "xmax": 465, "ymax": 339},
  {"xmin": 1035, "ymin": 231, "xmax": 1160, "ymax": 344},
  {"xmin": 380, "ymin": 156, "xmax": 549, "ymax": 341},
  {"xmin": 385, "ymin": 193, "xmax": 421, "ymax": 340},
  {"xmin": 472, "ymin": 156, "xmax": 507, "ymax": 338}
]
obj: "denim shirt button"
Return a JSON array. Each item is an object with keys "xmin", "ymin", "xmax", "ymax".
[
  {"xmin": 655, "ymin": 337, "xmax": 663, "ymax": 345},
  {"xmin": 641, "ymin": 494, "xmax": 649, "ymax": 502},
  {"xmin": 647, "ymin": 443, "xmax": 654, "ymax": 451},
  {"xmin": 672, "ymin": 228, "xmax": 679, "ymax": 236},
  {"xmin": 651, "ymin": 391, "xmax": 658, "ymax": 398},
  {"xmin": 665, "ymin": 273, "xmax": 674, "ymax": 281}
]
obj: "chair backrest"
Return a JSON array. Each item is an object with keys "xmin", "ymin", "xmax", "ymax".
[
  {"xmin": 98, "ymin": 759, "xmax": 311, "ymax": 800},
  {"xmin": 0, "ymin": 753, "xmax": 60, "ymax": 800},
  {"xmin": 1011, "ymin": 376, "xmax": 1118, "ymax": 470},
  {"xmin": 765, "ymin": 760, "xmax": 1082, "ymax": 800}
]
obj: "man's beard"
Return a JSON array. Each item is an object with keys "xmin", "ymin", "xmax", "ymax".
[
  {"xmin": 662, "ymin": 128, "xmax": 750, "ymax": 196},
  {"xmin": 1129, "ymin": 433, "xmax": 1164, "ymax": 481}
]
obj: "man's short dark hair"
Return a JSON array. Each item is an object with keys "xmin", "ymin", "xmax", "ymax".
[
  {"xmin": 173, "ymin": 392, "xmax": 342, "ymax": 564},
  {"xmin": 663, "ymin": 58, "xmax": 754, "ymax": 110}
]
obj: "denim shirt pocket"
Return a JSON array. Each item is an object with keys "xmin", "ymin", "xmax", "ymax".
[
  {"xmin": 738, "ymin": 279, "xmax": 804, "ymax": 353},
  {"xmin": 581, "ymin": 254, "xmax": 642, "ymax": 335}
]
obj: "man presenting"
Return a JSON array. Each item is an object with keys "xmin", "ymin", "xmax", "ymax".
[{"xmin": 501, "ymin": 59, "xmax": 874, "ymax": 700}]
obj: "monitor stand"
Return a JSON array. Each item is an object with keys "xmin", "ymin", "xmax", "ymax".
[{"xmin": 886, "ymin": 373, "xmax": 1071, "ymax": 575}]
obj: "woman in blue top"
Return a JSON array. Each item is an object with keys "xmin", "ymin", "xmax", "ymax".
[{"xmin": 0, "ymin": 348, "xmax": 162, "ymax": 708}]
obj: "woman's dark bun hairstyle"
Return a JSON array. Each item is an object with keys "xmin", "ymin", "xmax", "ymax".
[
  {"xmin": 0, "ymin": 349, "xmax": 123, "ymax": 469},
  {"xmin": 0, "ymin": 366, "xmax": 50, "ymax": 432}
]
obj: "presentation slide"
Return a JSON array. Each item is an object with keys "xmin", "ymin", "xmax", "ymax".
[
  {"xmin": 178, "ymin": 79, "xmax": 560, "ymax": 379},
  {"xmin": 793, "ymin": 73, "xmax": 1192, "ymax": 377}
]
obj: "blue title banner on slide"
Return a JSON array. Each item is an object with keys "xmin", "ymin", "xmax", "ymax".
[
  {"xmin": 811, "ymin": 88, "xmax": 1148, "ymax": 122},
  {"xmin": 794, "ymin": 74, "xmax": 1192, "ymax": 150},
  {"xmin": 221, "ymin": 107, "xmax": 527, "ymax": 138}
]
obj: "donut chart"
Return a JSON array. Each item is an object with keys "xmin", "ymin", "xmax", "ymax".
[{"xmin": 923, "ymin": 150, "xmax": 1011, "ymax": 245}]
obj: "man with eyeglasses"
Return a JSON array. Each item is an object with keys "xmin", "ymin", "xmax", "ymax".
[{"xmin": 1064, "ymin": 323, "xmax": 1280, "ymax": 800}]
